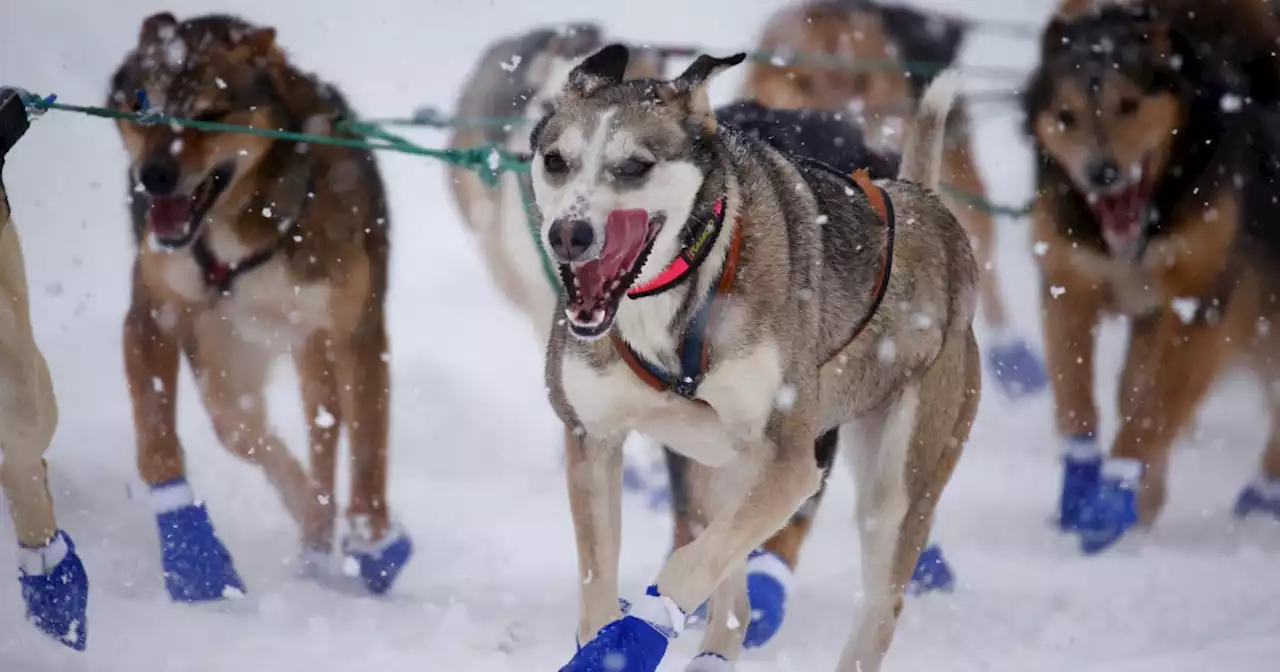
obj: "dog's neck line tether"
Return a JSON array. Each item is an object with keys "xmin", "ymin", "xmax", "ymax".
[{"xmin": 626, "ymin": 197, "xmax": 728, "ymax": 299}]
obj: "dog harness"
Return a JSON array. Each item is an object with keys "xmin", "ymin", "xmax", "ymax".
[
  {"xmin": 191, "ymin": 176, "xmax": 315, "ymax": 299},
  {"xmin": 610, "ymin": 197, "xmax": 740, "ymax": 400},
  {"xmin": 191, "ymin": 236, "xmax": 282, "ymax": 296},
  {"xmin": 611, "ymin": 168, "xmax": 895, "ymax": 400}
]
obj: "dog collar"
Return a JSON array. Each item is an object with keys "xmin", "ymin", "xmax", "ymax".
[{"xmin": 626, "ymin": 198, "xmax": 727, "ymax": 299}]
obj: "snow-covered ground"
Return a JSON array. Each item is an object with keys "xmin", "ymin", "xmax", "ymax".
[{"xmin": 1, "ymin": 0, "xmax": 1278, "ymax": 670}]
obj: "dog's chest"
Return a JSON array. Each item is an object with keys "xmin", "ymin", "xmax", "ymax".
[
  {"xmin": 561, "ymin": 337, "xmax": 783, "ymax": 453},
  {"xmin": 154, "ymin": 250, "xmax": 333, "ymax": 347},
  {"xmin": 1068, "ymin": 247, "xmax": 1164, "ymax": 315}
]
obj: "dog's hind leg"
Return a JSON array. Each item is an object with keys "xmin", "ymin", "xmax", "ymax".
[
  {"xmin": 835, "ymin": 329, "xmax": 976, "ymax": 672},
  {"xmin": 294, "ymin": 332, "xmax": 341, "ymax": 556},
  {"xmin": 565, "ymin": 427, "xmax": 627, "ymax": 645}
]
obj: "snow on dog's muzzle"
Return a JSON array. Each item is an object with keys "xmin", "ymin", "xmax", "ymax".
[{"xmin": 560, "ymin": 209, "xmax": 663, "ymax": 341}]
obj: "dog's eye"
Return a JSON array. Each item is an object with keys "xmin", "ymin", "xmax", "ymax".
[
  {"xmin": 792, "ymin": 73, "xmax": 816, "ymax": 94},
  {"xmin": 543, "ymin": 151, "xmax": 568, "ymax": 175},
  {"xmin": 1057, "ymin": 109, "xmax": 1077, "ymax": 130},
  {"xmin": 614, "ymin": 158, "xmax": 654, "ymax": 179},
  {"xmin": 1117, "ymin": 97, "xmax": 1140, "ymax": 116},
  {"xmin": 193, "ymin": 109, "xmax": 231, "ymax": 123}
]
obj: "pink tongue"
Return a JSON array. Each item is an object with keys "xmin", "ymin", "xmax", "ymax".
[
  {"xmin": 1097, "ymin": 190, "xmax": 1143, "ymax": 242},
  {"xmin": 147, "ymin": 196, "xmax": 194, "ymax": 238},
  {"xmin": 570, "ymin": 210, "xmax": 650, "ymax": 312}
]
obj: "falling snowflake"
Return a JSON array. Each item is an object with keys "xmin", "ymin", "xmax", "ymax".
[
  {"xmin": 214, "ymin": 77, "xmax": 227, "ymax": 90},
  {"xmin": 775, "ymin": 385, "xmax": 797, "ymax": 411},
  {"xmin": 500, "ymin": 54, "xmax": 523, "ymax": 72},
  {"xmin": 1033, "ymin": 241, "xmax": 1050, "ymax": 257},
  {"xmin": 314, "ymin": 406, "xmax": 336, "ymax": 429},
  {"xmin": 1050, "ymin": 286, "xmax": 1066, "ymax": 299},
  {"xmin": 1220, "ymin": 94, "xmax": 1242, "ymax": 113},
  {"xmin": 1171, "ymin": 297, "xmax": 1199, "ymax": 324}
]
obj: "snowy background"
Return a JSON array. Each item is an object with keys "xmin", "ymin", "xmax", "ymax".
[{"xmin": 1, "ymin": 0, "xmax": 1279, "ymax": 670}]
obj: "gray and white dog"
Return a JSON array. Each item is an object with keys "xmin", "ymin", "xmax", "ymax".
[{"xmin": 533, "ymin": 44, "xmax": 981, "ymax": 672}]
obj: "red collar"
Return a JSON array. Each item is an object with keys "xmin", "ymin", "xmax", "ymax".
[{"xmin": 627, "ymin": 198, "xmax": 727, "ymax": 299}]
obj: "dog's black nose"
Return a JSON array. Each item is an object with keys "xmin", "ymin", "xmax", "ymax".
[
  {"xmin": 1087, "ymin": 159, "xmax": 1121, "ymax": 189},
  {"xmin": 139, "ymin": 156, "xmax": 180, "ymax": 196},
  {"xmin": 548, "ymin": 218, "xmax": 595, "ymax": 262}
]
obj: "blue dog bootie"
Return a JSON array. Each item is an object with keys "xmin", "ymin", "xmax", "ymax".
[
  {"xmin": 985, "ymin": 328, "xmax": 1049, "ymax": 400},
  {"xmin": 18, "ymin": 530, "xmax": 89, "ymax": 651},
  {"xmin": 1077, "ymin": 458, "xmax": 1142, "ymax": 555},
  {"xmin": 1233, "ymin": 476, "xmax": 1280, "ymax": 520},
  {"xmin": 907, "ymin": 543, "xmax": 955, "ymax": 595},
  {"xmin": 151, "ymin": 478, "xmax": 246, "ymax": 603},
  {"xmin": 562, "ymin": 585, "xmax": 683, "ymax": 672},
  {"xmin": 1058, "ymin": 434, "xmax": 1103, "ymax": 532},
  {"xmin": 341, "ymin": 519, "xmax": 413, "ymax": 596},
  {"xmin": 742, "ymin": 548, "xmax": 792, "ymax": 649}
]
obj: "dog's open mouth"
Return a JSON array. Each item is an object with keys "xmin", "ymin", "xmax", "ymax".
[
  {"xmin": 561, "ymin": 209, "xmax": 663, "ymax": 340},
  {"xmin": 145, "ymin": 164, "xmax": 234, "ymax": 248},
  {"xmin": 1091, "ymin": 160, "xmax": 1153, "ymax": 258}
]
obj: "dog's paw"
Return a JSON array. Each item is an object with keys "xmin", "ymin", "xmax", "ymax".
[
  {"xmin": 18, "ymin": 531, "xmax": 89, "ymax": 651},
  {"xmin": 743, "ymin": 549, "xmax": 791, "ymax": 649},
  {"xmin": 684, "ymin": 652, "xmax": 733, "ymax": 671},
  {"xmin": 342, "ymin": 521, "xmax": 413, "ymax": 596},
  {"xmin": 907, "ymin": 544, "xmax": 955, "ymax": 596},
  {"xmin": 563, "ymin": 587, "xmax": 681, "ymax": 672},
  {"xmin": 1058, "ymin": 436, "xmax": 1102, "ymax": 532},
  {"xmin": 1233, "ymin": 478, "xmax": 1280, "ymax": 521},
  {"xmin": 1077, "ymin": 459, "xmax": 1141, "ymax": 555},
  {"xmin": 156, "ymin": 502, "xmax": 246, "ymax": 603},
  {"xmin": 986, "ymin": 334, "xmax": 1049, "ymax": 400}
]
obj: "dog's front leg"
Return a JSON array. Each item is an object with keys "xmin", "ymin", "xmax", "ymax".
[
  {"xmin": 1082, "ymin": 309, "xmax": 1233, "ymax": 552},
  {"xmin": 656, "ymin": 396, "xmax": 821, "ymax": 624},
  {"xmin": 333, "ymin": 311, "xmax": 413, "ymax": 596},
  {"xmin": 564, "ymin": 426, "xmax": 626, "ymax": 646}
]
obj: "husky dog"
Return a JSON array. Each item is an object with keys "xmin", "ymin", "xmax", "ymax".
[
  {"xmin": 107, "ymin": 13, "xmax": 411, "ymax": 601},
  {"xmin": 534, "ymin": 44, "xmax": 979, "ymax": 672},
  {"xmin": 1025, "ymin": 0, "xmax": 1280, "ymax": 552},
  {"xmin": 0, "ymin": 88, "xmax": 90, "ymax": 650},
  {"xmin": 448, "ymin": 28, "xmax": 954, "ymax": 651}
]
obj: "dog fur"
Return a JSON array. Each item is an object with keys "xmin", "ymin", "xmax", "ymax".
[
  {"xmin": 534, "ymin": 44, "xmax": 978, "ymax": 670},
  {"xmin": 739, "ymin": 0, "xmax": 1011, "ymax": 333},
  {"xmin": 0, "ymin": 151, "xmax": 61, "ymax": 553},
  {"xmin": 108, "ymin": 13, "xmax": 396, "ymax": 557},
  {"xmin": 1025, "ymin": 0, "xmax": 1280, "ymax": 525},
  {"xmin": 446, "ymin": 24, "xmax": 665, "ymax": 341},
  {"xmin": 445, "ymin": 28, "xmax": 907, "ymax": 575}
]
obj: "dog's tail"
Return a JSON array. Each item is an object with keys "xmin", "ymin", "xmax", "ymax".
[{"xmin": 897, "ymin": 68, "xmax": 961, "ymax": 191}]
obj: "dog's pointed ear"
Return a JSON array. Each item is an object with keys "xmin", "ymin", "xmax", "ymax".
[
  {"xmin": 138, "ymin": 12, "xmax": 178, "ymax": 45},
  {"xmin": 242, "ymin": 27, "xmax": 278, "ymax": 57},
  {"xmin": 566, "ymin": 43, "xmax": 631, "ymax": 98},
  {"xmin": 667, "ymin": 52, "xmax": 747, "ymax": 132}
]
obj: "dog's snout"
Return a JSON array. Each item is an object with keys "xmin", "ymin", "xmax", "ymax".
[
  {"xmin": 139, "ymin": 156, "xmax": 181, "ymax": 196},
  {"xmin": 1087, "ymin": 158, "xmax": 1121, "ymax": 189},
  {"xmin": 548, "ymin": 219, "xmax": 595, "ymax": 262}
]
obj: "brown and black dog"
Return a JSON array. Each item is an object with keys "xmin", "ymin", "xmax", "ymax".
[
  {"xmin": 1025, "ymin": 0, "xmax": 1280, "ymax": 554},
  {"xmin": 107, "ymin": 13, "xmax": 412, "ymax": 601},
  {"xmin": 739, "ymin": 1, "xmax": 1049, "ymax": 402}
]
